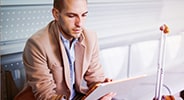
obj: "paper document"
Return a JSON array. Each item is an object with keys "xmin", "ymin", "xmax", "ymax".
[{"xmin": 83, "ymin": 75, "xmax": 147, "ymax": 100}]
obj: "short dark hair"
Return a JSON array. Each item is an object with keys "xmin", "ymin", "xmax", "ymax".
[
  {"xmin": 53, "ymin": 0, "xmax": 87, "ymax": 12},
  {"xmin": 53, "ymin": 0, "xmax": 64, "ymax": 12}
]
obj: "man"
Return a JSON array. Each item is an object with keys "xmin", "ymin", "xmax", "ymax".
[{"xmin": 14, "ymin": 0, "xmax": 116, "ymax": 100}]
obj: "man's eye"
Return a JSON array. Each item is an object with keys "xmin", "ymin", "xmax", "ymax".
[
  {"xmin": 68, "ymin": 15, "xmax": 75, "ymax": 18},
  {"xmin": 82, "ymin": 14, "xmax": 87, "ymax": 17}
]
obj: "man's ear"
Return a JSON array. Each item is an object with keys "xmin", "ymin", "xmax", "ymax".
[{"xmin": 52, "ymin": 8, "xmax": 59, "ymax": 21}]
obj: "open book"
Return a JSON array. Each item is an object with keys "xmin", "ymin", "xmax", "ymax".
[{"xmin": 82, "ymin": 75, "xmax": 147, "ymax": 100}]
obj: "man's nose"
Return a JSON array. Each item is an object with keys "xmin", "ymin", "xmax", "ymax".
[{"xmin": 75, "ymin": 17, "xmax": 82, "ymax": 27}]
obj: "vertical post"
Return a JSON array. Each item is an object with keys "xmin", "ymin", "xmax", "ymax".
[
  {"xmin": 154, "ymin": 24, "xmax": 169, "ymax": 100},
  {"xmin": 127, "ymin": 44, "xmax": 132, "ymax": 78}
]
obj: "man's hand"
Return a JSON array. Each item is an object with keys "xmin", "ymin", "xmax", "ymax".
[
  {"xmin": 98, "ymin": 78, "xmax": 116, "ymax": 100},
  {"xmin": 99, "ymin": 92, "xmax": 116, "ymax": 100},
  {"xmin": 104, "ymin": 78, "xmax": 112, "ymax": 82}
]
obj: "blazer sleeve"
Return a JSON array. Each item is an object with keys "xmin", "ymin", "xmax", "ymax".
[
  {"xmin": 83, "ymin": 32, "xmax": 106, "ymax": 87},
  {"xmin": 23, "ymin": 37, "xmax": 64, "ymax": 100}
]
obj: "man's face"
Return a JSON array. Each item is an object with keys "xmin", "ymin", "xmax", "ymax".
[{"xmin": 58, "ymin": 0, "xmax": 88, "ymax": 40}]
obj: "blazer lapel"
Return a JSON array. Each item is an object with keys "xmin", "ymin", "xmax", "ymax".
[
  {"xmin": 75, "ymin": 41, "xmax": 85, "ymax": 84},
  {"xmin": 59, "ymin": 40, "xmax": 72, "ymax": 89},
  {"xmin": 49, "ymin": 21, "xmax": 72, "ymax": 90},
  {"xmin": 74, "ymin": 31, "xmax": 87, "ymax": 91}
]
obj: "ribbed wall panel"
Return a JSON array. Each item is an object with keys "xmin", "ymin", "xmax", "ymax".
[{"xmin": 0, "ymin": 0, "xmax": 184, "ymax": 54}]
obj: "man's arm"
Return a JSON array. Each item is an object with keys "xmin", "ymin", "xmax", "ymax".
[{"xmin": 23, "ymin": 38, "xmax": 66, "ymax": 100}]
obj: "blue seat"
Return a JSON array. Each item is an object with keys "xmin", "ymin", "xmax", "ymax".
[{"xmin": 1, "ymin": 52, "xmax": 26, "ymax": 100}]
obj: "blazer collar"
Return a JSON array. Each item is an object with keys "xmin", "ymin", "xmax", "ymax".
[
  {"xmin": 49, "ymin": 21, "xmax": 71, "ymax": 89},
  {"xmin": 49, "ymin": 21, "xmax": 86, "ymax": 90}
]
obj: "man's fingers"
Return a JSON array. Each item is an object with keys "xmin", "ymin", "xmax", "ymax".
[
  {"xmin": 100, "ymin": 92, "xmax": 116, "ymax": 100},
  {"xmin": 104, "ymin": 78, "xmax": 113, "ymax": 82}
]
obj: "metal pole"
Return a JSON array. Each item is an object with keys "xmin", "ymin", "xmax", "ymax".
[{"xmin": 154, "ymin": 24, "xmax": 169, "ymax": 100}]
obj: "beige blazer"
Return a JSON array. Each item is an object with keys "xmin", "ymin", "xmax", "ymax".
[{"xmin": 14, "ymin": 21, "xmax": 105, "ymax": 100}]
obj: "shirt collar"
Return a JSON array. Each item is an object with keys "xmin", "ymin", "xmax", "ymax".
[{"xmin": 60, "ymin": 33, "xmax": 78, "ymax": 46}]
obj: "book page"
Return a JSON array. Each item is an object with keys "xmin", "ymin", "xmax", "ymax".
[{"xmin": 83, "ymin": 75, "xmax": 147, "ymax": 100}]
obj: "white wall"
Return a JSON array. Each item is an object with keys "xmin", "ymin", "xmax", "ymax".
[
  {"xmin": 100, "ymin": 32, "xmax": 184, "ymax": 79},
  {"xmin": 0, "ymin": 0, "xmax": 184, "ymax": 79},
  {"xmin": 95, "ymin": 0, "xmax": 184, "ymax": 79}
]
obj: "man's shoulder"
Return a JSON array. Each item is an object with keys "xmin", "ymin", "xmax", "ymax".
[
  {"xmin": 83, "ymin": 28, "xmax": 96, "ymax": 34},
  {"xmin": 29, "ymin": 21, "xmax": 56, "ymax": 41},
  {"xmin": 30, "ymin": 26, "xmax": 48, "ymax": 40},
  {"xmin": 82, "ymin": 28, "xmax": 97, "ymax": 39},
  {"xmin": 24, "ymin": 24, "xmax": 52, "ymax": 50}
]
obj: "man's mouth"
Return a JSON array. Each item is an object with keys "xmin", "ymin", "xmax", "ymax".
[{"xmin": 73, "ymin": 29, "xmax": 82, "ymax": 33}]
